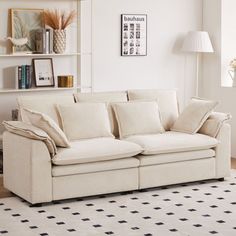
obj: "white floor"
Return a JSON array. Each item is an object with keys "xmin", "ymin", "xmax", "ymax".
[{"xmin": 1, "ymin": 172, "xmax": 236, "ymax": 236}]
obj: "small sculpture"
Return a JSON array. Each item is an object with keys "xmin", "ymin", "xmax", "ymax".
[{"xmin": 4, "ymin": 37, "xmax": 32, "ymax": 51}]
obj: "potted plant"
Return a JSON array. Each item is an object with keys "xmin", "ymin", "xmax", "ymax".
[{"xmin": 44, "ymin": 9, "xmax": 76, "ymax": 54}]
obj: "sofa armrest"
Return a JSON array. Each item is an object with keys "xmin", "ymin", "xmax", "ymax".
[
  {"xmin": 214, "ymin": 123, "xmax": 231, "ymax": 178},
  {"xmin": 3, "ymin": 131, "xmax": 52, "ymax": 204},
  {"xmin": 199, "ymin": 112, "xmax": 231, "ymax": 138}
]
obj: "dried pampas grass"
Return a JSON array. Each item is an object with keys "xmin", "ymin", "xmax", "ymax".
[{"xmin": 44, "ymin": 9, "xmax": 76, "ymax": 30}]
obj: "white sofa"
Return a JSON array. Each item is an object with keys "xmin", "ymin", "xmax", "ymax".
[{"xmin": 3, "ymin": 90, "xmax": 231, "ymax": 205}]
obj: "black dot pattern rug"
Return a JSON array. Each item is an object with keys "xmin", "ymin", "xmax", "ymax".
[{"xmin": 1, "ymin": 171, "xmax": 236, "ymax": 235}]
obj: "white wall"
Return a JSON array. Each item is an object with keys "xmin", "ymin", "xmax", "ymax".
[
  {"xmin": 202, "ymin": 0, "xmax": 236, "ymax": 157},
  {"xmin": 91, "ymin": 0, "xmax": 203, "ymax": 109}
]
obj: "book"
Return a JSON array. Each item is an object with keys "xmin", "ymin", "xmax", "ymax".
[
  {"xmin": 48, "ymin": 28, "xmax": 53, "ymax": 54},
  {"xmin": 45, "ymin": 29, "xmax": 50, "ymax": 54},
  {"xmin": 21, "ymin": 65, "xmax": 26, "ymax": 89},
  {"xmin": 25, "ymin": 65, "xmax": 31, "ymax": 89},
  {"xmin": 15, "ymin": 66, "xmax": 22, "ymax": 89}
]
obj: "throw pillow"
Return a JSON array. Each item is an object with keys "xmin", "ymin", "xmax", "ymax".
[
  {"xmin": 57, "ymin": 103, "xmax": 114, "ymax": 140},
  {"xmin": 171, "ymin": 97, "xmax": 218, "ymax": 134},
  {"xmin": 74, "ymin": 91, "xmax": 128, "ymax": 137},
  {"xmin": 2, "ymin": 121, "xmax": 57, "ymax": 156},
  {"xmin": 23, "ymin": 108, "xmax": 71, "ymax": 148},
  {"xmin": 112, "ymin": 101, "xmax": 165, "ymax": 138},
  {"xmin": 198, "ymin": 112, "xmax": 231, "ymax": 137}
]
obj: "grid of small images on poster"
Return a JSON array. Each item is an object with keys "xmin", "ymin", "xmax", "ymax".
[{"xmin": 121, "ymin": 14, "xmax": 147, "ymax": 56}]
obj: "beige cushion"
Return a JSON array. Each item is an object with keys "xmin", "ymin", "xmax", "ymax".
[
  {"xmin": 125, "ymin": 132, "xmax": 218, "ymax": 155},
  {"xmin": 171, "ymin": 97, "xmax": 218, "ymax": 134},
  {"xmin": 2, "ymin": 121, "xmax": 57, "ymax": 156},
  {"xmin": 17, "ymin": 95, "xmax": 74, "ymax": 128},
  {"xmin": 128, "ymin": 89, "xmax": 179, "ymax": 130},
  {"xmin": 112, "ymin": 101, "xmax": 164, "ymax": 139},
  {"xmin": 52, "ymin": 157, "xmax": 139, "ymax": 176},
  {"xmin": 23, "ymin": 108, "xmax": 70, "ymax": 148},
  {"xmin": 199, "ymin": 112, "xmax": 232, "ymax": 137},
  {"xmin": 57, "ymin": 103, "xmax": 114, "ymax": 140},
  {"xmin": 74, "ymin": 91, "xmax": 128, "ymax": 137},
  {"xmin": 137, "ymin": 149, "xmax": 215, "ymax": 166},
  {"xmin": 52, "ymin": 138, "xmax": 143, "ymax": 165}
]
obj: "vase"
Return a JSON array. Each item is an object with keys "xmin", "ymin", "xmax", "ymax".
[
  {"xmin": 53, "ymin": 29, "xmax": 66, "ymax": 54},
  {"xmin": 228, "ymin": 69, "xmax": 236, "ymax": 87}
]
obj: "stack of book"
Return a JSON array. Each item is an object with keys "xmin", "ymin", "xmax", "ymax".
[
  {"xmin": 15, "ymin": 65, "xmax": 32, "ymax": 89},
  {"xmin": 35, "ymin": 29, "xmax": 53, "ymax": 54}
]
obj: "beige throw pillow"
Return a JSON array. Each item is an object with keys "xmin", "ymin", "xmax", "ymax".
[
  {"xmin": 23, "ymin": 108, "xmax": 70, "ymax": 148},
  {"xmin": 171, "ymin": 97, "xmax": 218, "ymax": 134},
  {"xmin": 57, "ymin": 103, "xmax": 114, "ymax": 140},
  {"xmin": 112, "ymin": 101, "xmax": 165, "ymax": 139},
  {"xmin": 74, "ymin": 91, "xmax": 128, "ymax": 137},
  {"xmin": 2, "ymin": 121, "xmax": 57, "ymax": 156},
  {"xmin": 198, "ymin": 112, "xmax": 231, "ymax": 137}
]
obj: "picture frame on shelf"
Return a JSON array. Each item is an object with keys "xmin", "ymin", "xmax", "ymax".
[
  {"xmin": 121, "ymin": 14, "xmax": 147, "ymax": 56},
  {"xmin": 32, "ymin": 58, "xmax": 55, "ymax": 87},
  {"xmin": 10, "ymin": 8, "xmax": 44, "ymax": 54}
]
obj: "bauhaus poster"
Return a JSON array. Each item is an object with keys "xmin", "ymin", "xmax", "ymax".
[{"xmin": 121, "ymin": 14, "xmax": 147, "ymax": 56}]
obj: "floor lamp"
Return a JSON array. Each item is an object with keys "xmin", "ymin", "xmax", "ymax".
[{"xmin": 181, "ymin": 31, "xmax": 214, "ymax": 96}]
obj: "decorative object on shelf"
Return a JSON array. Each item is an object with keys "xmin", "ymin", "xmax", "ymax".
[
  {"xmin": 121, "ymin": 14, "xmax": 147, "ymax": 56},
  {"xmin": 228, "ymin": 58, "xmax": 236, "ymax": 87},
  {"xmin": 53, "ymin": 29, "xmax": 66, "ymax": 54},
  {"xmin": 4, "ymin": 37, "xmax": 32, "ymax": 51},
  {"xmin": 10, "ymin": 8, "xmax": 44, "ymax": 54},
  {"xmin": 44, "ymin": 9, "xmax": 76, "ymax": 54},
  {"xmin": 58, "ymin": 75, "xmax": 74, "ymax": 88},
  {"xmin": 32, "ymin": 58, "xmax": 54, "ymax": 87},
  {"xmin": 181, "ymin": 31, "xmax": 214, "ymax": 96},
  {"xmin": 35, "ymin": 29, "xmax": 53, "ymax": 54}
]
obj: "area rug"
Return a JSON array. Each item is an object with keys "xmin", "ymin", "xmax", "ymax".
[{"xmin": 1, "ymin": 172, "xmax": 236, "ymax": 236}]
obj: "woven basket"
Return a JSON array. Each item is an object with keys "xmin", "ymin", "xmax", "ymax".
[{"xmin": 53, "ymin": 29, "xmax": 66, "ymax": 54}]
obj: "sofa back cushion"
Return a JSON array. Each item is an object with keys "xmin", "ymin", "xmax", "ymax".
[
  {"xmin": 17, "ymin": 95, "xmax": 75, "ymax": 128},
  {"xmin": 74, "ymin": 91, "xmax": 128, "ymax": 137},
  {"xmin": 57, "ymin": 103, "xmax": 114, "ymax": 140},
  {"xmin": 112, "ymin": 101, "xmax": 164, "ymax": 139},
  {"xmin": 128, "ymin": 89, "xmax": 179, "ymax": 130}
]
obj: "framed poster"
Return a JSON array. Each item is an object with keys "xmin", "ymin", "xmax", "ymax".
[
  {"xmin": 121, "ymin": 14, "xmax": 147, "ymax": 56},
  {"xmin": 32, "ymin": 58, "xmax": 55, "ymax": 87},
  {"xmin": 11, "ymin": 8, "xmax": 44, "ymax": 53}
]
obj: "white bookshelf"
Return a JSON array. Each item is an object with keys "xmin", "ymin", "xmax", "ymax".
[{"xmin": 0, "ymin": 0, "xmax": 93, "ymax": 133}]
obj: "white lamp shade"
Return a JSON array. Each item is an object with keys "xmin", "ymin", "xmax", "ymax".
[{"xmin": 181, "ymin": 31, "xmax": 214, "ymax": 53}]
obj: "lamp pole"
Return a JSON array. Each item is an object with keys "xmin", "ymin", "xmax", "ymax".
[{"xmin": 196, "ymin": 52, "xmax": 200, "ymax": 97}]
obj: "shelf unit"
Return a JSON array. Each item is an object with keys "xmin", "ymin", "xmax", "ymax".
[
  {"xmin": 0, "ymin": 0, "xmax": 93, "ymax": 134},
  {"xmin": 0, "ymin": 0, "xmax": 93, "ymax": 94}
]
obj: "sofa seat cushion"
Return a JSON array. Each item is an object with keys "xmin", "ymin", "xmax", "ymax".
[
  {"xmin": 137, "ymin": 149, "xmax": 215, "ymax": 166},
  {"xmin": 52, "ymin": 157, "xmax": 139, "ymax": 177},
  {"xmin": 52, "ymin": 138, "xmax": 142, "ymax": 165},
  {"xmin": 125, "ymin": 132, "xmax": 218, "ymax": 155}
]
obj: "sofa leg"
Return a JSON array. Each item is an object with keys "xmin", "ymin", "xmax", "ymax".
[
  {"xmin": 218, "ymin": 178, "xmax": 225, "ymax": 182},
  {"xmin": 30, "ymin": 203, "xmax": 43, "ymax": 208}
]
